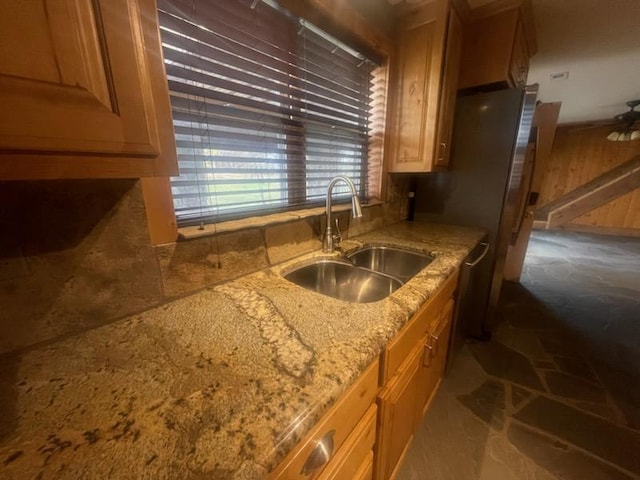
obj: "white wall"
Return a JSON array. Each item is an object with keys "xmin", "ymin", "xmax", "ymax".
[{"xmin": 528, "ymin": 0, "xmax": 640, "ymax": 123}]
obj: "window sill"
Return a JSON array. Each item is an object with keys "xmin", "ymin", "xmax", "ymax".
[{"xmin": 178, "ymin": 200, "xmax": 384, "ymax": 240}]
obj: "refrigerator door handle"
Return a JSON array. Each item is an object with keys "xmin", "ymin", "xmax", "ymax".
[{"xmin": 464, "ymin": 242, "xmax": 490, "ymax": 267}]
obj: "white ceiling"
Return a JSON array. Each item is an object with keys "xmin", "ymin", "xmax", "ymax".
[
  {"xmin": 382, "ymin": 0, "xmax": 640, "ymax": 124},
  {"xmin": 527, "ymin": 0, "xmax": 640, "ymax": 124}
]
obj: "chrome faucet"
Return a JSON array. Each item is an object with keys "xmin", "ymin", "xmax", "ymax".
[{"xmin": 323, "ymin": 175, "xmax": 363, "ymax": 253}]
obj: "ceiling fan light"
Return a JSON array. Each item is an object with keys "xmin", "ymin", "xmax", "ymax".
[
  {"xmin": 621, "ymin": 132, "xmax": 633, "ymax": 141},
  {"xmin": 607, "ymin": 131, "xmax": 620, "ymax": 141},
  {"xmin": 631, "ymin": 130, "xmax": 640, "ymax": 141}
]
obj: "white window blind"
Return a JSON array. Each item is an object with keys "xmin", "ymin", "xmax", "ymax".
[{"xmin": 157, "ymin": 0, "xmax": 379, "ymax": 225}]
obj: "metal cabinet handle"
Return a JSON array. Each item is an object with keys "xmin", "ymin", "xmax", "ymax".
[
  {"xmin": 423, "ymin": 342, "xmax": 433, "ymax": 367},
  {"xmin": 301, "ymin": 430, "xmax": 335, "ymax": 475},
  {"xmin": 430, "ymin": 332, "xmax": 440, "ymax": 357},
  {"xmin": 428, "ymin": 302, "xmax": 452, "ymax": 362},
  {"xmin": 438, "ymin": 142, "xmax": 446, "ymax": 161}
]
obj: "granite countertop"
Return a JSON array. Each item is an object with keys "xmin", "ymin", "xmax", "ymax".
[{"xmin": 0, "ymin": 222, "xmax": 484, "ymax": 479}]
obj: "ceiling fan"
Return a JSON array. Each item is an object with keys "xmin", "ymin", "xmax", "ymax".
[
  {"xmin": 571, "ymin": 100, "xmax": 640, "ymax": 141},
  {"xmin": 607, "ymin": 100, "xmax": 640, "ymax": 141}
]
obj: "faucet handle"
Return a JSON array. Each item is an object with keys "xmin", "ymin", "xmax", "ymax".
[{"xmin": 333, "ymin": 218, "xmax": 343, "ymax": 245}]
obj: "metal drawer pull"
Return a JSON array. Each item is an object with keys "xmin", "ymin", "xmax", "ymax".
[
  {"xmin": 431, "ymin": 332, "xmax": 439, "ymax": 357},
  {"xmin": 424, "ymin": 342, "xmax": 433, "ymax": 367},
  {"xmin": 430, "ymin": 310, "xmax": 450, "ymax": 358},
  {"xmin": 301, "ymin": 430, "xmax": 335, "ymax": 475}
]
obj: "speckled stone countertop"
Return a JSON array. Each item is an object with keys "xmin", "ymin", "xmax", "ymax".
[{"xmin": 0, "ymin": 222, "xmax": 484, "ymax": 479}]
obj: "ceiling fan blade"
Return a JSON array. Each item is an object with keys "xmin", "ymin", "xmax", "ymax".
[{"xmin": 568, "ymin": 122, "xmax": 618, "ymax": 132}]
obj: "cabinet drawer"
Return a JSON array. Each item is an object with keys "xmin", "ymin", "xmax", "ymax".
[
  {"xmin": 317, "ymin": 404, "xmax": 377, "ymax": 480},
  {"xmin": 381, "ymin": 270, "xmax": 458, "ymax": 383},
  {"xmin": 354, "ymin": 451, "xmax": 374, "ymax": 480},
  {"xmin": 270, "ymin": 359, "xmax": 379, "ymax": 480}
]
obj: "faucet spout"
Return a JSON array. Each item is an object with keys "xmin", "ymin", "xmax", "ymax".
[{"xmin": 324, "ymin": 175, "xmax": 363, "ymax": 253}]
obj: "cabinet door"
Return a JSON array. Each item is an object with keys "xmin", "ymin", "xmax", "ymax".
[
  {"xmin": 388, "ymin": 0, "xmax": 448, "ymax": 173},
  {"xmin": 509, "ymin": 19, "xmax": 530, "ymax": 88},
  {"xmin": 417, "ymin": 299, "xmax": 454, "ymax": 418},
  {"xmin": 381, "ymin": 268, "xmax": 459, "ymax": 384},
  {"xmin": 388, "ymin": 20, "xmax": 435, "ymax": 172},
  {"xmin": 458, "ymin": 8, "xmax": 522, "ymax": 90},
  {"xmin": 433, "ymin": 6, "xmax": 463, "ymax": 168},
  {"xmin": 0, "ymin": 0, "xmax": 177, "ymax": 179},
  {"xmin": 375, "ymin": 345, "xmax": 423, "ymax": 480}
]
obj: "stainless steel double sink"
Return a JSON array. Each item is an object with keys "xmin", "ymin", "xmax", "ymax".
[{"xmin": 283, "ymin": 245, "xmax": 434, "ymax": 303}]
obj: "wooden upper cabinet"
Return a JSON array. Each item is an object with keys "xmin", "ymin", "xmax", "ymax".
[
  {"xmin": 0, "ymin": 0, "xmax": 178, "ymax": 180},
  {"xmin": 387, "ymin": 0, "xmax": 463, "ymax": 173},
  {"xmin": 458, "ymin": 8, "xmax": 532, "ymax": 90},
  {"xmin": 433, "ymin": 6, "xmax": 463, "ymax": 168},
  {"xmin": 509, "ymin": 19, "xmax": 530, "ymax": 87}
]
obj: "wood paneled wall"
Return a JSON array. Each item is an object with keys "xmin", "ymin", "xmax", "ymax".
[{"xmin": 538, "ymin": 125, "xmax": 640, "ymax": 231}]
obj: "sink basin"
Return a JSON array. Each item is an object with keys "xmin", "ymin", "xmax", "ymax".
[
  {"xmin": 347, "ymin": 245, "xmax": 434, "ymax": 283},
  {"xmin": 284, "ymin": 259, "xmax": 402, "ymax": 303}
]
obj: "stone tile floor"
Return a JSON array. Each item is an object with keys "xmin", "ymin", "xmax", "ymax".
[{"xmin": 397, "ymin": 230, "xmax": 640, "ymax": 480}]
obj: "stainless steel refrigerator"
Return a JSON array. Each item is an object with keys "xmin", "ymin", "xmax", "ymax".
[{"xmin": 413, "ymin": 85, "xmax": 538, "ymax": 344}]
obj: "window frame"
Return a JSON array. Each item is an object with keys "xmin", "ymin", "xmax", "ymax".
[{"xmin": 142, "ymin": 0, "xmax": 393, "ymax": 244}]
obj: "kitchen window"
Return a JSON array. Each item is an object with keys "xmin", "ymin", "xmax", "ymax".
[{"xmin": 157, "ymin": 0, "xmax": 384, "ymax": 227}]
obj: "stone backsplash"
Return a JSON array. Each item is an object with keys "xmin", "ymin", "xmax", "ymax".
[
  {"xmin": 155, "ymin": 197, "xmax": 407, "ymax": 299},
  {"xmin": 0, "ymin": 180, "xmax": 164, "ymax": 356},
  {"xmin": 0, "ymin": 177, "xmax": 409, "ymax": 356}
]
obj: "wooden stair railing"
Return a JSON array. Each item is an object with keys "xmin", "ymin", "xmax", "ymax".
[{"xmin": 535, "ymin": 154, "xmax": 640, "ymax": 228}]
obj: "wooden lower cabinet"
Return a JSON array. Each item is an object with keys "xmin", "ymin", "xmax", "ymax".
[
  {"xmin": 317, "ymin": 405, "xmax": 377, "ymax": 480},
  {"xmin": 417, "ymin": 299, "xmax": 454, "ymax": 417},
  {"xmin": 354, "ymin": 451, "xmax": 374, "ymax": 480},
  {"xmin": 381, "ymin": 270, "xmax": 459, "ymax": 385},
  {"xmin": 374, "ymin": 269, "xmax": 459, "ymax": 480},
  {"xmin": 375, "ymin": 343, "xmax": 424, "ymax": 480},
  {"xmin": 270, "ymin": 359, "xmax": 379, "ymax": 480},
  {"xmin": 271, "ymin": 268, "xmax": 460, "ymax": 480}
]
